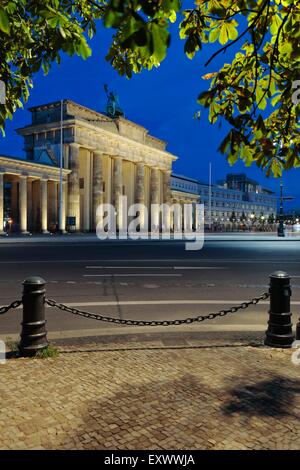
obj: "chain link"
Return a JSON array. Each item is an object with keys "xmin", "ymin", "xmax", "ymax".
[
  {"xmin": 0, "ymin": 300, "xmax": 22, "ymax": 315},
  {"xmin": 45, "ymin": 292, "xmax": 270, "ymax": 327}
]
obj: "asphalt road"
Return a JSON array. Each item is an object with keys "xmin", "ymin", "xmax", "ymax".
[{"xmin": 0, "ymin": 237, "xmax": 299, "ymax": 336}]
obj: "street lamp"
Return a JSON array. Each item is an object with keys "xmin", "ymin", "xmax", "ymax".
[
  {"xmin": 7, "ymin": 218, "xmax": 13, "ymax": 233},
  {"xmin": 272, "ymin": 139, "xmax": 294, "ymax": 238},
  {"xmin": 249, "ymin": 213, "xmax": 255, "ymax": 230},
  {"xmin": 278, "ymin": 178, "xmax": 293, "ymax": 237}
]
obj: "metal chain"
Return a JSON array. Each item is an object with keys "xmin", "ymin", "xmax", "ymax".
[
  {"xmin": 0, "ymin": 300, "xmax": 22, "ymax": 315},
  {"xmin": 45, "ymin": 292, "xmax": 270, "ymax": 327}
]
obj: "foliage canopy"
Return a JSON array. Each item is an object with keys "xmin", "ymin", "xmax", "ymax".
[{"xmin": 0, "ymin": 0, "xmax": 299, "ymax": 176}]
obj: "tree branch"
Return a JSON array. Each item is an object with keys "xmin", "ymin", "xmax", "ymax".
[{"xmin": 204, "ymin": 0, "xmax": 270, "ymax": 67}]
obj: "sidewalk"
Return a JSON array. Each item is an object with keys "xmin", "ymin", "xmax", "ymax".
[{"xmin": 1, "ymin": 331, "xmax": 299, "ymax": 450}]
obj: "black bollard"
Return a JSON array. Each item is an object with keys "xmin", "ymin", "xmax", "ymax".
[
  {"xmin": 265, "ymin": 271, "xmax": 294, "ymax": 348},
  {"xmin": 19, "ymin": 277, "xmax": 48, "ymax": 357},
  {"xmin": 296, "ymin": 319, "xmax": 300, "ymax": 341}
]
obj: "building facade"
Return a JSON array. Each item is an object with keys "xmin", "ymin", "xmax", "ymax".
[
  {"xmin": 0, "ymin": 155, "xmax": 70, "ymax": 234},
  {"xmin": 1, "ymin": 99, "xmax": 185, "ymax": 234},
  {"xmin": 170, "ymin": 174, "xmax": 200, "ymax": 231},
  {"xmin": 171, "ymin": 173, "xmax": 277, "ymax": 229}
]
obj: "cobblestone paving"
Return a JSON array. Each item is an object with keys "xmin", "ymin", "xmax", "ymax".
[{"xmin": 0, "ymin": 334, "xmax": 300, "ymax": 450}]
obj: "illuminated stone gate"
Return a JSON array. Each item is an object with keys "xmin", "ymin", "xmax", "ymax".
[{"xmin": 0, "ymin": 100, "xmax": 199, "ymax": 233}]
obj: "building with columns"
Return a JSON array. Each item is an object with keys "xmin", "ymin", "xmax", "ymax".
[
  {"xmin": 171, "ymin": 173, "xmax": 277, "ymax": 230},
  {"xmin": 0, "ymin": 155, "xmax": 70, "ymax": 234},
  {"xmin": 0, "ymin": 99, "xmax": 199, "ymax": 234}
]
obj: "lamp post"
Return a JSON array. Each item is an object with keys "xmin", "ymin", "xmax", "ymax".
[
  {"xmin": 278, "ymin": 179, "xmax": 285, "ymax": 237},
  {"xmin": 278, "ymin": 179, "xmax": 293, "ymax": 238},
  {"xmin": 58, "ymin": 99, "xmax": 64, "ymax": 234},
  {"xmin": 250, "ymin": 213, "xmax": 255, "ymax": 231}
]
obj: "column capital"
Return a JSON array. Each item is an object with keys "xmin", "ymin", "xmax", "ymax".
[
  {"xmin": 69, "ymin": 142, "xmax": 80, "ymax": 149},
  {"xmin": 114, "ymin": 157, "xmax": 123, "ymax": 177},
  {"xmin": 92, "ymin": 150, "xmax": 103, "ymax": 158},
  {"xmin": 150, "ymin": 166, "xmax": 160, "ymax": 173},
  {"xmin": 136, "ymin": 162, "xmax": 145, "ymax": 173}
]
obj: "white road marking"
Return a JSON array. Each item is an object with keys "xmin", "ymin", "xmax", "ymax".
[
  {"xmin": 174, "ymin": 266, "xmax": 226, "ymax": 270},
  {"xmin": 85, "ymin": 266, "xmax": 227, "ymax": 270},
  {"xmin": 85, "ymin": 266, "xmax": 171, "ymax": 269},
  {"xmin": 83, "ymin": 274, "xmax": 182, "ymax": 278}
]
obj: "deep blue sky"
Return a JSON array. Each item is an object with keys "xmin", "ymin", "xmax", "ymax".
[{"xmin": 0, "ymin": 18, "xmax": 299, "ymax": 208}]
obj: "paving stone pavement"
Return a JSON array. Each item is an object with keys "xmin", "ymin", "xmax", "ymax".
[{"xmin": 0, "ymin": 332, "xmax": 300, "ymax": 450}]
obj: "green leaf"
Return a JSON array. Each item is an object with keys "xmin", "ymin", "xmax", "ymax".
[
  {"xmin": 197, "ymin": 90, "xmax": 213, "ymax": 107},
  {"xmin": 270, "ymin": 14, "xmax": 282, "ymax": 36},
  {"xmin": 271, "ymin": 93, "xmax": 281, "ymax": 107},
  {"xmin": 209, "ymin": 27, "xmax": 220, "ymax": 43},
  {"xmin": 227, "ymin": 21, "xmax": 238, "ymax": 41},
  {"xmin": 104, "ymin": 9, "xmax": 123, "ymax": 28},
  {"xmin": 48, "ymin": 17, "xmax": 59, "ymax": 28},
  {"xmin": 256, "ymin": 86, "xmax": 268, "ymax": 110},
  {"xmin": 59, "ymin": 25, "xmax": 67, "ymax": 39},
  {"xmin": 78, "ymin": 39, "xmax": 91, "ymax": 60},
  {"xmin": 0, "ymin": 8, "xmax": 10, "ymax": 34},
  {"xmin": 219, "ymin": 23, "xmax": 229, "ymax": 45},
  {"xmin": 150, "ymin": 23, "xmax": 169, "ymax": 62},
  {"xmin": 228, "ymin": 149, "xmax": 239, "ymax": 165},
  {"xmin": 240, "ymin": 144, "xmax": 254, "ymax": 166},
  {"xmin": 169, "ymin": 10, "xmax": 177, "ymax": 24},
  {"xmin": 217, "ymin": 21, "xmax": 238, "ymax": 45}
]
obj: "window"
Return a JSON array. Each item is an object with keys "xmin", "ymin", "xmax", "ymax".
[{"xmin": 79, "ymin": 178, "xmax": 84, "ymax": 189}]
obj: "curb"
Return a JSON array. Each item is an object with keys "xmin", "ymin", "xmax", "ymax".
[
  {"xmin": 0, "ymin": 324, "xmax": 268, "ymax": 345},
  {"xmin": 1, "ymin": 235, "xmax": 300, "ymax": 244}
]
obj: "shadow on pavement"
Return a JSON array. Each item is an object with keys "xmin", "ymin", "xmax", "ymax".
[
  {"xmin": 222, "ymin": 376, "xmax": 300, "ymax": 418},
  {"xmin": 59, "ymin": 374, "xmax": 213, "ymax": 450}
]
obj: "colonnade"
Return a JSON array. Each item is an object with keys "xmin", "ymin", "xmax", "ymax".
[
  {"xmin": 0, "ymin": 172, "xmax": 66, "ymax": 234},
  {"xmin": 66, "ymin": 144, "xmax": 173, "ymax": 233},
  {"xmin": 0, "ymin": 145, "xmax": 197, "ymax": 234}
]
